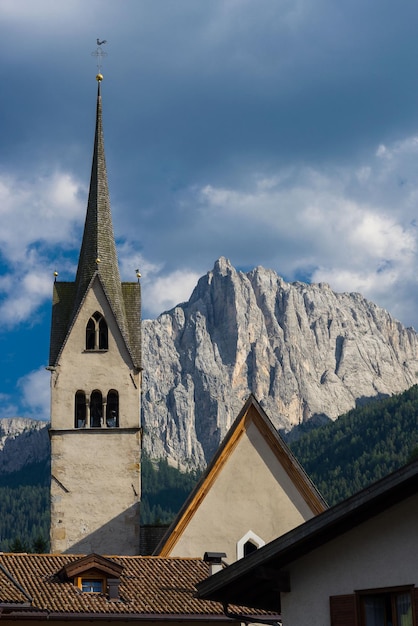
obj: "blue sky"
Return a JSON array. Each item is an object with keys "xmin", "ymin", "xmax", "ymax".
[{"xmin": 2, "ymin": 0, "xmax": 418, "ymax": 420}]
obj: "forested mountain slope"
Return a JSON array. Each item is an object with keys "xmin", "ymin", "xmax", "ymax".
[
  {"xmin": 290, "ymin": 384, "xmax": 418, "ymax": 505},
  {"xmin": 1, "ymin": 385, "xmax": 418, "ymax": 549}
]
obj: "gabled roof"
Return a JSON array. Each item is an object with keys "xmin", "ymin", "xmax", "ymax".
[
  {"xmin": 49, "ymin": 79, "xmax": 141, "ymax": 370},
  {"xmin": 0, "ymin": 553, "xmax": 278, "ymax": 621},
  {"xmin": 196, "ymin": 457, "xmax": 418, "ymax": 611},
  {"xmin": 59, "ymin": 553, "xmax": 123, "ymax": 580},
  {"xmin": 155, "ymin": 395, "xmax": 327, "ymax": 557},
  {"xmin": 49, "ymin": 273, "xmax": 141, "ymax": 369}
]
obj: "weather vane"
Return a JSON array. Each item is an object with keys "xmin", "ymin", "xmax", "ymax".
[{"xmin": 91, "ymin": 38, "xmax": 107, "ymax": 77}]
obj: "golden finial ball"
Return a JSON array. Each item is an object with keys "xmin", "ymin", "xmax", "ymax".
[
  {"xmin": 96, "ymin": 73, "xmax": 103, "ymax": 82},
  {"xmin": 96, "ymin": 258, "xmax": 101, "ymax": 264}
]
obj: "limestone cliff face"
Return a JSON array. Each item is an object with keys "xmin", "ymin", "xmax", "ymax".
[
  {"xmin": 142, "ymin": 258, "xmax": 418, "ymax": 468},
  {"xmin": 2, "ymin": 259, "xmax": 418, "ymax": 473},
  {"xmin": 0, "ymin": 418, "xmax": 49, "ymax": 473}
]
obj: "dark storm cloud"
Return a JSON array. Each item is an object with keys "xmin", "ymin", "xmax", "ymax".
[{"xmin": 2, "ymin": 0, "xmax": 418, "ymax": 417}]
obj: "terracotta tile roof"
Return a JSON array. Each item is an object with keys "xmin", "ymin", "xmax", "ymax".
[
  {"xmin": 0, "ymin": 562, "xmax": 31, "ymax": 603},
  {"xmin": 0, "ymin": 554, "xmax": 271, "ymax": 619}
]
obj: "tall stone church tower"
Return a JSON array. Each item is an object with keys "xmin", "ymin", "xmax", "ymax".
[{"xmin": 48, "ymin": 75, "xmax": 142, "ymax": 555}]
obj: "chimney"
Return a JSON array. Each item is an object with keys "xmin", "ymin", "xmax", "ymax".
[
  {"xmin": 203, "ymin": 552, "xmax": 227, "ymax": 575},
  {"xmin": 107, "ymin": 578, "xmax": 120, "ymax": 601}
]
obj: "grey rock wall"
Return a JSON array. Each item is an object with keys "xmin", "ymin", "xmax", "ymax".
[
  {"xmin": 0, "ymin": 418, "xmax": 49, "ymax": 473},
  {"xmin": 142, "ymin": 258, "xmax": 418, "ymax": 468},
  {"xmin": 2, "ymin": 259, "xmax": 418, "ymax": 474}
]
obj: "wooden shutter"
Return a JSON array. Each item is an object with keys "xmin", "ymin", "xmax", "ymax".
[{"xmin": 330, "ymin": 594, "xmax": 357, "ymax": 626}]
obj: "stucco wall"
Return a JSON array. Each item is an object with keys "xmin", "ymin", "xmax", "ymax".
[
  {"xmin": 281, "ymin": 493, "xmax": 418, "ymax": 626},
  {"xmin": 50, "ymin": 282, "xmax": 140, "ymax": 431},
  {"xmin": 50, "ymin": 429, "xmax": 141, "ymax": 554},
  {"xmin": 50, "ymin": 280, "xmax": 141, "ymax": 555},
  {"xmin": 169, "ymin": 420, "xmax": 315, "ymax": 561}
]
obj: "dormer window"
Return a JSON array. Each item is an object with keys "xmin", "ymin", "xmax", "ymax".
[
  {"xmin": 86, "ymin": 312, "xmax": 108, "ymax": 350},
  {"xmin": 58, "ymin": 553, "xmax": 123, "ymax": 600}
]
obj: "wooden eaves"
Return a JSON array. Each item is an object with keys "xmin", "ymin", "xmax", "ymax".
[{"xmin": 196, "ymin": 457, "xmax": 418, "ymax": 612}]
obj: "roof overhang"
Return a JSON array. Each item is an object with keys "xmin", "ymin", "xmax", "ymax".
[
  {"xmin": 59, "ymin": 553, "xmax": 123, "ymax": 580},
  {"xmin": 196, "ymin": 459, "xmax": 418, "ymax": 611}
]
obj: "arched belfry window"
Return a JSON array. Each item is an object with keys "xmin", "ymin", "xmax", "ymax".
[
  {"xmin": 75, "ymin": 391, "xmax": 86, "ymax": 428},
  {"xmin": 90, "ymin": 390, "xmax": 103, "ymax": 428},
  {"xmin": 106, "ymin": 390, "xmax": 119, "ymax": 427},
  {"xmin": 85, "ymin": 312, "xmax": 108, "ymax": 351},
  {"xmin": 237, "ymin": 530, "xmax": 265, "ymax": 560}
]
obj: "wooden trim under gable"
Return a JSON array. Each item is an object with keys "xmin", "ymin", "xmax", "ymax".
[
  {"xmin": 156, "ymin": 395, "xmax": 326, "ymax": 556},
  {"xmin": 157, "ymin": 403, "xmax": 250, "ymax": 556},
  {"xmin": 60, "ymin": 554, "xmax": 123, "ymax": 580}
]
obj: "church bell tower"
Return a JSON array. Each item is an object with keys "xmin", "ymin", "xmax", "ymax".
[{"xmin": 48, "ymin": 74, "xmax": 142, "ymax": 555}]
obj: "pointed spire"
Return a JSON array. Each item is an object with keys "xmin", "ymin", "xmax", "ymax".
[{"xmin": 73, "ymin": 77, "xmax": 128, "ymax": 340}]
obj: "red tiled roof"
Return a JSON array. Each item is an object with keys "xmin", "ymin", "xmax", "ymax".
[{"xmin": 0, "ymin": 554, "xmax": 271, "ymax": 619}]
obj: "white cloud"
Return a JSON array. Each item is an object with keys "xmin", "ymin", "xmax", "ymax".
[
  {"xmin": 0, "ymin": 170, "xmax": 84, "ymax": 326},
  {"xmin": 17, "ymin": 367, "xmax": 50, "ymax": 421},
  {"xmin": 117, "ymin": 241, "xmax": 162, "ymax": 284},
  {"xmin": 185, "ymin": 133, "xmax": 418, "ymax": 327},
  {"xmin": 0, "ymin": 170, "xmax": 84, "ymax": 261},
  {"xmin": 0, "ymin": 269, "xmax": 52, "ymax": 326},
  {"xmin": 143, "ymin": 270, "xmax": 201, "ymax": 318},
  {"xmin": 117, "ymin": 240, "xmax": 200, "ymax": 317},
  {"xmin": 0, "ymin": 392, "xmax": 19, "ymax": 419}
]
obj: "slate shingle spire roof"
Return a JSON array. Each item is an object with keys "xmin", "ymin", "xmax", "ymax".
[{"xmin": 49, "ymin": 78, "xmax": 141, "ymax": 369}]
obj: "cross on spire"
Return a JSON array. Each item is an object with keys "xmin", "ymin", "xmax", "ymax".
[{"xmin": 91, "ymin": 39, "xmax": 107, "ymax": 74}]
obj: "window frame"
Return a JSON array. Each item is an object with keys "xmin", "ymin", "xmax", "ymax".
[
  {"xmin": 85, "ymin": 312, "xmax": 108, "ymax": 352},
  {"xmin": 74, "ymin": 390, "xmax": 87, "ymax": 429},
  {"xmin": 90, "ymin": 389, "xmax": 103, "ymax": 428},
  {"xmin": 106, "ymin": 390, "xmax": 119, "ymax": 427},
  {"xmin": 75, "ymin": 574, "xmax": 106, "ymax": 594},
  {"xmin": 356, "ymin": 586, "xmax": 415, "ymax": 626},
  {"xmin": 330, "ymin": 587, "xmax": 417, "ymax": 626},
  {"xmin": 236, "ymin": 530, "xmax": 265, "ymax": 560}
]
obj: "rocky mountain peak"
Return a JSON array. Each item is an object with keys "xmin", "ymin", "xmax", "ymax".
[
  {"xmin": 0, "ymin": 418, "xmax": 50, "ymax": 473},
  {"xmin": 2, "ymin": 261, "xmax": 417, "ymax": 474},
  {"xmin": 142, "ymin": 259, "xmax": 418, "ymax": 468}
]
